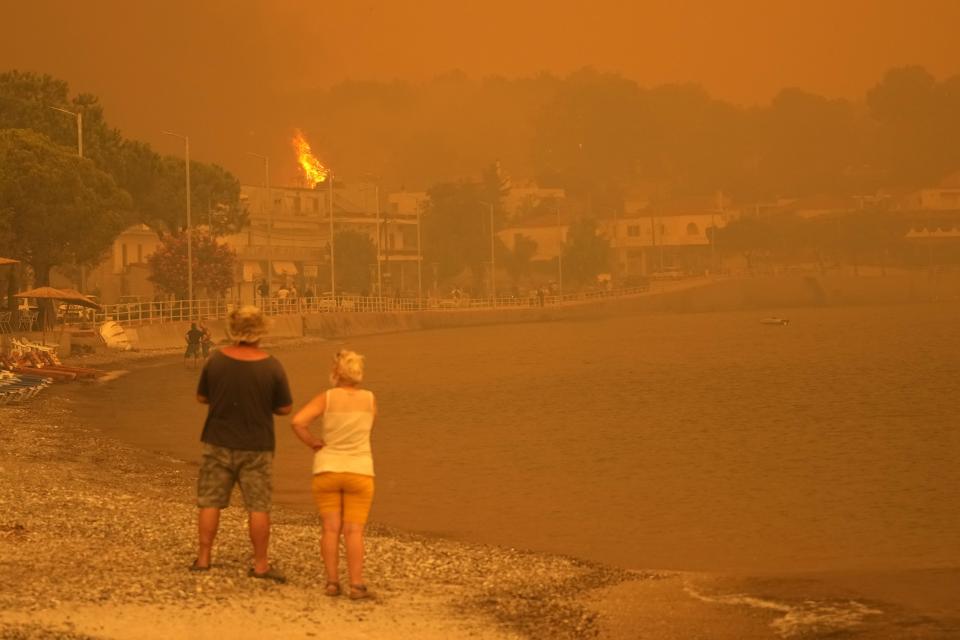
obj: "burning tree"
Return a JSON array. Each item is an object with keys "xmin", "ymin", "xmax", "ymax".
[
  {"xmin": 292, "ymin": 129, "xmax": 329, "ymax": 186},
  {"xmin": 147, "ymin": 231, "xmax": 236, "ymax": 299}
]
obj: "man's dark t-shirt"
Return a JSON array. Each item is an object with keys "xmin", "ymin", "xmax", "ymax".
[
  {"xmin": 196, "ymin": 351, "xmax": 292, "ymax": 451},
  {"xmin": 186, "ymin": 328, "xmax": 204, "ymax": 345}
]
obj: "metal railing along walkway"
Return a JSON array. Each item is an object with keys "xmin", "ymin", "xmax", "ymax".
[{"xmin": 83, "ymin": 283, "xmax": 663, "ymax": 327}]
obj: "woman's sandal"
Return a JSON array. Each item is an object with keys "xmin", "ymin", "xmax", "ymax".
[
  {"xmin": 349, "ymin": 584, "xmax": 371, "ymax": 600},
  {"xmin": 189, "ymin": 559, "xmax": 210, "ymax": 572},
  {"xmin": 324, "ymin": 582, "xmax": 341, "ymax": 597}
]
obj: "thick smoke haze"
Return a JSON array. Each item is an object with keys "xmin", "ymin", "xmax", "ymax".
[{"xmin": 3, "ymin": 0, "xmax": 960, "ymax": 186}]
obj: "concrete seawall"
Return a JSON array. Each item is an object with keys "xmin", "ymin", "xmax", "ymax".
[{"xmin": 120, "ymin": 273, "xmax": 960, "ymax": 349}]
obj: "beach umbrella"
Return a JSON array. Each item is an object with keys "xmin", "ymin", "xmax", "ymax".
[
  {"xmin": 14, "ymin": 287, "xmax": 101, "ymax": 339},
  {"xmin": 15, "ymin": 286, "xmax": 101, "ymax": 309}
]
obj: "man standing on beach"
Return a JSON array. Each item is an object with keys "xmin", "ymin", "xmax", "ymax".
[{"xmin": 192, "ymin": 306, "xmax": 292, "ymax": 582}]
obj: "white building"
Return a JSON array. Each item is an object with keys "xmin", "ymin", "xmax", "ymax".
[
  {"xmin": 605, "ymin": 196, "xmax": 736, "ymax": 275},
  {"xmin": 230, "ymin": 183, "xmax": 421, "ymax": 298}
]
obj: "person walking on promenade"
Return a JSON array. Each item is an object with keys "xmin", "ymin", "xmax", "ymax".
[
  {"xmin": 291, "ymin": 350, "xmax": 376, "ymax": 599},
  {"xmin": 198, "ymin": 321, "xmax": 213, "ymax": 358},
  {"xmin": 185, "ymin": 322, "xmax": 204, "ymax": 361},
  {"xmin": 192, "ymin": 306, "xmax": 292, "ymax": 582}
]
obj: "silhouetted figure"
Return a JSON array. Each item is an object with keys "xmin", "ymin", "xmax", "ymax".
[
  {"xmin": 192, "ymin": 306, "xmax": 293, "ymax": 583},
  {"xmin": 291, "ymin": 350, "xmax": 376, "ymax": 600}
]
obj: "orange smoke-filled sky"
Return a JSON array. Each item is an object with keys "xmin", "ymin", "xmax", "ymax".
[{"xmin": 3, "ymin": 0, "xmax": 960, "ymax": 182}]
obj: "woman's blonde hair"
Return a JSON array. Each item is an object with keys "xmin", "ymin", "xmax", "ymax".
[{"xmin": 330, "ymin": 349, "xmax": 364, "ymax": 386}]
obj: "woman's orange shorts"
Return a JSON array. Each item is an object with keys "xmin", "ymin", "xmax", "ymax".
[{"xmin": 311, "ymin": 472, "xmax": 375, "ymax": 524}]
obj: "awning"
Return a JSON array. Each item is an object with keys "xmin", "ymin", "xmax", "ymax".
[
  {"xmin": 272, "ymin": 261, "xmax": 298, "ymax": 276},
  {"xmin": 242, "ymin": 261, "xmax": 263, "ymax": 282}
]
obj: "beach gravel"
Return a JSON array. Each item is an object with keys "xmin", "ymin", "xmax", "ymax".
[{"xmin": 0, "ymin": 389, "xmax": 635, "ymax": 639}]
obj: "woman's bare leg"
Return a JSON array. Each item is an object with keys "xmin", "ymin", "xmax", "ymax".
[
  {"xmin": 343, "ymin": 521, "xmax": 365, "ymax": 587},
  {"xmin": 320, "ymin": 511, "xmax": 342, "ymax": 585}
]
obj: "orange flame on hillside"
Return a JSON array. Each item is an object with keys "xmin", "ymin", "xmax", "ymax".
[{"xmin": 292, "ymin": 129, "xmax": 328, "ymax": 186}]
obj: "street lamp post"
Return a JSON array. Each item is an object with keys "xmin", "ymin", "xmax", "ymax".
[
  {"xmin": 479, "ymin": 201, "xmax": 496, "ymax": 305},
  {"xmin": 51, "ymin": 106, "xmax": 85, "ymax": 292},
  {"xmin": 359, "ymin": 183, "xmax": 383, "ymax": 298},
  {"xmin": 49, "ymin": 106, "xmax": 82, "ymax": 158},
  {"xmin": 610, "ymin": 208, "xmax": 619, "ymax": 286},
  {"xmin": 416, "ymin": 201, "xmax": 423, "ymax": 305},
  {"xmin": 246, "ymin": 153, "xmax": 271, "ymax": 298},
  {"xmin": 163, "ymin": 131, "xmax": 193, "ymax": 307},
  {"xmin": 328, "ymin": 174, "xmax": 336, "ymax": 298},
  {"xmin": 557, "ymin": 208, "xmax": 564, "ymax": 299},
  {"xmin": 374, "ymin": 185, "xmax": 382, "ymax": 298}
]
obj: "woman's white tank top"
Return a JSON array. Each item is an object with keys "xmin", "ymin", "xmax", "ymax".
[{"xmin": 312, "ymin": 387, "xmax": 375, "ymax": 476}]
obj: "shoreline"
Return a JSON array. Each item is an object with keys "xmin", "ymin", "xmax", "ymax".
[{"xmin": 3, "ymin": 330, "xmax": 957, "ymax": 638}]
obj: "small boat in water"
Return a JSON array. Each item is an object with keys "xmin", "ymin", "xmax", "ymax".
[{"xmin": 760, "ymin": 317, "xmax": 790, "ymax": 326}]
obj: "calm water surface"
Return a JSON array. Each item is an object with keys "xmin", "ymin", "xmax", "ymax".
[{"xmin": 76, "ymin": 304, "xmax": 960, "ymax": 574}]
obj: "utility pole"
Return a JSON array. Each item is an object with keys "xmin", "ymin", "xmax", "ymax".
[
  {"xmin": 51, "ymin": 106, "xmax": 84, "ymax": 291},
  {"xmin": 612, "ymin": 208, "xmax": 619, "ymax": 285},
  {"xmin": 479, "ymin": 201, "xmax": 497, "ymax": 305},
  {"xmin": 557, "ymin": 207, "xmax": 564, "ymax": 298},
  {"xmin": 163, "ymin": 131, "xmax": 192, "ymax": 306},
  {"xmin": 416, "ymin": 201, "xmax": 423, "ymax": 304},
  {"xmin": 328, "ymin": 174, "xmax": 336, "ymax": 297},
  {"xmin": 246, "ymin": 153, "xmax": 271, "ymax": 296},
  {"xmin": 375, "ymin": 185, "xmax": 382, "ymax": 297},
  {"xmin": 489, "ymin": 202, "xmax": 496, "ymax": 305}
]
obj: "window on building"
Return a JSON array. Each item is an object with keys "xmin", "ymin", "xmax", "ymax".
[
  {"xmin": 137, "ymin": 244, "xmax": 143, "ymax": 263},
  {"xmin": 121, "ymin": 244, "xmax": 128, "ymax": 267},
  {"xmin": 627, "ymin": 225, "xmax": 640, "ymax": 237},
  {"xmin": 312, "ymin": 198, "xmax": 320, "ymax": 212},
  {"xmin": 686, "ymin": 222, "xmax": 699, "ymax": 235},
  {"xmin": 659, "ymin": 223, "xmax": 667, "ymax": 236}
]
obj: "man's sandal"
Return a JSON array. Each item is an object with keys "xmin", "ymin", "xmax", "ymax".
[
  {"xmin": 349, "ymin": 584, "xmax": 371, "ymax": 600},
  {"xmin": 324, "ymin": 582, "xmax": 341, "ymax": 597}
]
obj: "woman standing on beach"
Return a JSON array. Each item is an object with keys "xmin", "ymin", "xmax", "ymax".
[{"xmin": 291, "ymin": 350, "xmax": 375, "ymax": 600}]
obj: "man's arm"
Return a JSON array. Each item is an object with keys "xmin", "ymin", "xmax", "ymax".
[
  {"xmin": 197, "ymin": 394, "xmax": 209, "ymax": 405},
  {"xmin": 274, "ymin": 404, "xmax": 292, "ymax": 416}
]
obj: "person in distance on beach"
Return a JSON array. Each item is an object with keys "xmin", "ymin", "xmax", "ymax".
[
  {"xmin": 192, "ymin": 306, "xmax": 292, "ymax": 583},
  {"xmin": 291, "ymin": 350, "xmax": 376, "ymax": 599}
]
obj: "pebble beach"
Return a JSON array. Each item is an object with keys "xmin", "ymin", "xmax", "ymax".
[
  {"xmin": 5, "ymin": 345, "xmax": 937, "ymax": 640},
  {"xmin": 0, "ymin": 380, "xmax": 643, "ymax": 640}
]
